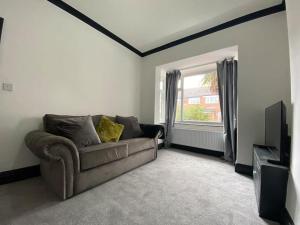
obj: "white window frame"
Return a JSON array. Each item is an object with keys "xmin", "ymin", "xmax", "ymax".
[{"xmin": 176, "ymin": 70, "xmax": 223, "ymax": 126}]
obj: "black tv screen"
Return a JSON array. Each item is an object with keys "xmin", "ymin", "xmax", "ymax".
[
  {"xmin": 265, "ymin": 102, "xmax": 283, "ymax": 151},
  {"xmin": 265, "ymin": 101, "xmax": 288, "ymax": 164},
  {"xmin": 0, "ymin": 17, "xmax": 3, "ymax": 42}
]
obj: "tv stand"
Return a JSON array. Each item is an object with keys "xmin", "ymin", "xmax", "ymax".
[
  {"xmin": 253, "ymin": 145, "xmax": 289, "ymax": 222},
  {"xmin": 267, "ymin": 159, "xmax": 283, "ymax": 166}
]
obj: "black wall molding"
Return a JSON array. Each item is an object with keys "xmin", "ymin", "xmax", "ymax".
[
  {"xmin": 281, "ymin": 208, "xmax": 295, "ymax": 225},
  {"xmin": 235, "ymin": 163, "xmax": 253, "ymax": 177},
  {"xmin": 47, "ymin": 0, "xmax": 286, "ymax": 57},
  {"xmin": 0, "ymin": 17, "xmax": 3, "ymax": 42},
  {"xmin": 0, "ymin": 165, "xmax": 40, "ymax": 185},
  {"xmin": 171, "ymin": 143, "xmax": 224, "ymax": 158}
]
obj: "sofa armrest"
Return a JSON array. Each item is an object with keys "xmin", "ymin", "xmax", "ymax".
[
  {"xmin": 25, "ymin": 130, "xmax": 81, "ymax": 199},
  {"xmin": 140, "ymin": 124, "xmax": 165, "ymax": 139},
  {"xmin": 25, "ymin": 130, "xmax": 80, "ymax": 173}
]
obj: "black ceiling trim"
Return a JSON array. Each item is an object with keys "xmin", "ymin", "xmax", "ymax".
[
  {"xmin": 48, "ymin": 0, "xmax": 143, "ymax": 57},
  {"xmin": 0, "ymin": 17, "xmax": 3, "ymax": 42},
  {"xmin": 142, "ymin": 1, "xmax": 286, "ymax": 56},
  {"xmin": 48, "ymin": 0, "xmax": 285, "ymax": 58}
]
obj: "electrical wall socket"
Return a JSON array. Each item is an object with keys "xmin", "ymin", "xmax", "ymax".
[{"xmin": 2, "ymin": 83, "xmax": 13, "ymax": 92}]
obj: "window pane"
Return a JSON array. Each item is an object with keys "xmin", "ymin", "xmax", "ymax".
[
  {"xmin": 160, "ymin": 81, "xmax": 163, "ymax": 90},
  {"xmin": 159, "ymin": 78, "xmax": 166, "ymax": 123},
  {"xmin": 175, "ymin": 91, "xmax": 182, "ymax": 121},
  {"xmin": 177, "ymin": 79, "xmax": 181, "ymax": 89},
  {"xmin": 182, "ymin": 71, "xmax": 221, "ymax": 123}
]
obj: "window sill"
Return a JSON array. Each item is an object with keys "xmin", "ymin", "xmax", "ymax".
[{"xmin": 174, "ymin": 122, "xmax": 223, "ymax": 127}]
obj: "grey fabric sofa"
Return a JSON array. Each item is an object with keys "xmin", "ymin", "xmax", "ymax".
[{"xmin": 25, "ymin": 114, "xmax": 163, "ymax": 200}]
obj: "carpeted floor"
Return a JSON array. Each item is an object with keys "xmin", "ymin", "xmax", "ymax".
[{"xmin": 0, "ymin": 149, "xmax": 278, "ymax": 225}]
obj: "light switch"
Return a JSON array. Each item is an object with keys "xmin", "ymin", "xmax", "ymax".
[{"xmin": 2, "ymin": 83, "xmax": 13, "ymax": 92}]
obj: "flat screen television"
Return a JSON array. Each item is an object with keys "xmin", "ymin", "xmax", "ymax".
[
  {"xmin": 0, "ymin": 17, "xmax": 3, "ymax": 42},
  {"xmin": 265, "ymin": 101, "xmax": 289, "ymax": 166}
]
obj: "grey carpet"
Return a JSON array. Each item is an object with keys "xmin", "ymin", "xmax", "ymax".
[{"xmin": 0, "ymin": 149, "xmax": 278, "ymax": 225}]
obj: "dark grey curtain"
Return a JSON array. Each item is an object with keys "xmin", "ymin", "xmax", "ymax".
[
  {"xmin": 217, "ymin": 59, "xmax": 238, "ymax": 162},
  {"xmin": 165, "ymin": 70, "xmax": 181, "ymax": 147}
]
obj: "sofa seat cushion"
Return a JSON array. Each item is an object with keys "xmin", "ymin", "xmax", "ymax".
[
  {"xmin": 79, "ymin": 142, "xmax": 128, "ymax": 171},
  {"xmin": 119, "ymin": 138, "xmax": 155, "ymax": 155}
]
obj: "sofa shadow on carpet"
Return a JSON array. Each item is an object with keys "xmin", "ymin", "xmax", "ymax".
[{"xmin": 0, "ymin": 177, "xmax": 59, "ymax": 223}]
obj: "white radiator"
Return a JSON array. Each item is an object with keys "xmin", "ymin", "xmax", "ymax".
[{"xmin": 171, "ymin": 126, "xmax": 224, "ymax": 152}]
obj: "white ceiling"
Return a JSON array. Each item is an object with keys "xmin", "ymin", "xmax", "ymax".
[{"xmin": 64, "ymin": 0, "xmax": 282, "ymax": 52}]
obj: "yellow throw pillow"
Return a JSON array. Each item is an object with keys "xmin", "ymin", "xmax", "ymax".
[{"xmin": 96, "ymin": 116, "xmax": 124, "ymax": 142}]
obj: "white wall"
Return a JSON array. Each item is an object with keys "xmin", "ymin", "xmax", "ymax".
[
  {"xmin": 140, "ymin": 12, "xmax": 292, "ymax": 166},
  {"xmin": 285, "ymin": 0, "xmax": 300, "ymax": 223},
  {"xmin": 0, "ymin": 0, "xmax": 141, "ymax": 172}
]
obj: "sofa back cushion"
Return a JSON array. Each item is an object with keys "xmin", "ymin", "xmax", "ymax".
[
  {"xmin": 96, "ymin": 116, "xmax": 124, "ymax": 143},
  {"xmin": 44, "ymin": 114, "xmax": 116, "ymax": 133},
  {"xmin": 116, "ymin": 116, "xmax": 143, "ymax": 140},
  {"xmin": 43, "ymin": 114, "xmax": 101, "ymax": 147},
  {"xmin": 92, "ymin": 115, "xmax": 116, "ymax": 128},
  {"xmin": 56, "ymin": 116, "xmax": 101, "ymax": 148},
  {"xmin": 44, "ymin": 114, "xmax": 85, "ymax": 134}
]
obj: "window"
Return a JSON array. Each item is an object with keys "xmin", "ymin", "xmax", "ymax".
[
  {"xmin": 159, "ymin": 78, "xmax": 166, "ymax": 123},
  {"xmin": 176, "ymin": 71, "xmax": 222, "ymax": 123},
  {"xmin": 188, "ymin": 97, "xmax": 200, "ymax": 104},
  {"xmin": 204, "ymin": 95, "xmax": 219, "ymax": 104}
]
